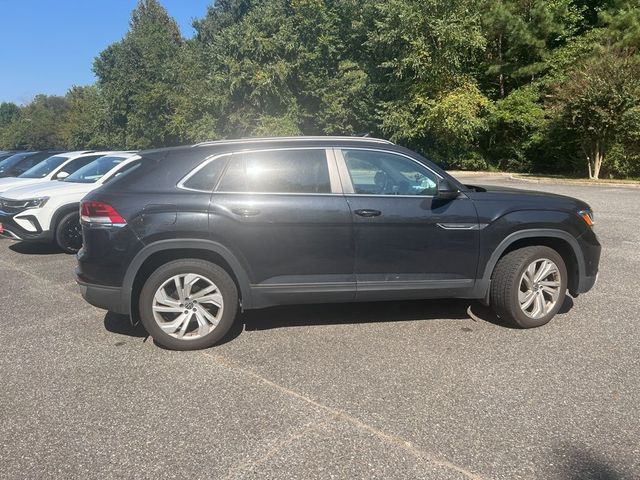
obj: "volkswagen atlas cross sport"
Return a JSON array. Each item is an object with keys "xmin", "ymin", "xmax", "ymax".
[
  {"xmin": 0, "ymin": 152, "xmax": 139, "ymax": 253},
  {"xmin": 76, "ymin": 137, "xmax": 601, "ymax": 350}
]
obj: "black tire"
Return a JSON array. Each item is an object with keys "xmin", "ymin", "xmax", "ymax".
[
  {"xmin": 55, "ymin": 211, "xmax": 83, "ymax": 254},
  {"xmin": 490, "ymin": 246, "xmax": 567, "ymax": 328},
  {"xmin": 139, "ymin": 259, "xmax": 238, "ymax": 350}
]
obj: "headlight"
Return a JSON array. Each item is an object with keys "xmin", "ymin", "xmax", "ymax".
[
  {"xmin": 0, "ymin": 196, "xmax": 49, "ymax": 212},
  {"xmin": 578, "ymin": 209, "xmax": 594, "ymax": 227}
]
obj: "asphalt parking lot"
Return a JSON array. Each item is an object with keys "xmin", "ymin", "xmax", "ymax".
[{"xmin": 1, "ymin": 175, "xmax": 638, "ymax": 480}]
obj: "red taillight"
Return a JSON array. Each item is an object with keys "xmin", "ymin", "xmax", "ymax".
[{"xmin": 80, "ymin": 201, "xmax": 126, "ymax": 225}]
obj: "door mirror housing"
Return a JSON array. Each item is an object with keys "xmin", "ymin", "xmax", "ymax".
[
  {"xmin": 436, "ymin": 178, "xmax": 459, "ymax": 200},
  {"xmin": 56, "ymin": 171, "xmax": 69, "ymax": 180}
]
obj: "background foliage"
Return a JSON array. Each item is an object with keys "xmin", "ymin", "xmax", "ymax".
[{"xmin": 1, "ymin": 0, "xmax": 639, "ymax": 178}]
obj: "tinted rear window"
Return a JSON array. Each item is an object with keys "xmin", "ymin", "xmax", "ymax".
[
  {"xmin": 217, "ymin": 149, "xmax": 330, "ymax": 194},
  {"xmin": 182, "ymin": 157, "xmax": 229, "ymax": 191}
]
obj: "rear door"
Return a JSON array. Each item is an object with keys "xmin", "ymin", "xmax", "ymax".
[
  {"xmin": 336, "ymin": 147, "xmax": 480, "ymax": 301},
  {"xmin": 210, "ymin": 147, "xmax": 355, "ymax": 306}
]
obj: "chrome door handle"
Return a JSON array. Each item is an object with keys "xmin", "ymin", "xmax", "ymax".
[
  {"xmin": 354, "ymin": 209, "xmax": 382, "ymax": 218},
  {"xmin": 231, "ymin": 208, "xmax": 261, "ymax": 217}
]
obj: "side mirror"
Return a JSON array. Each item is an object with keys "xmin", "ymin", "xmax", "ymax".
[
  {"xmin": 56, "ymin": 171, "xmax": 69, "ymax": 180},
  {"xmin": 436, "ymin": 178, "xmax": 459, "ymax": 200}
]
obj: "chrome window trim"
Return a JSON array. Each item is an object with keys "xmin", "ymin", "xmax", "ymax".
[
  {"xmin": 178, "ymin": 147, "xmax": 342, "ymax": 195},
  {"xmin": 334, "ymin": 147, "xmax": 444, "ymax": 198},
  {"xmin": 177, "ymin": 153, "xmax": 233, "ymax": 193}
]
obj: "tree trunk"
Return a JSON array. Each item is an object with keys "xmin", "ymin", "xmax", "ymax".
[
  {"xmin": 498, "ymin": 34, "xmax": 505, "ymax": 99},
  {"xmin": 586, "ymin": 141, "xmax": 603, "ymax": 180}
]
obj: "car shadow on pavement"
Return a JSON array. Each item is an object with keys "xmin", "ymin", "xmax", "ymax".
[
  {"xmin": 8, "ymin": 241, "xmax": 63, "ymax": 255},
  {"xmin": 554, "ymin": 444, "xmax": 626, "ymax": 480},
  {"xmin": 102, "ymin": 295, "xmax": 575, "ymax": 347},
  {"xmin": 104, "ymin": 312, "xmax": 148, "ymax": 338}
]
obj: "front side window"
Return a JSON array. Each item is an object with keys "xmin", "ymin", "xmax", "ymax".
[
  {"xmin": 0, "ymin": 153, "xmax": 34, "ymax": 174},
  {"xmin": 342, "ymin": 149, "xmax": 438, "ymax": 196},
  {"xmin": 64, "ymin": 156, "xmax": 128, "ymax": 184},
  {"xmin": 19, "ymin": 155, "xmax": 68, "ymax": 178},
  {"xmin": 217, "ymin": 149, "xmax": 331, "ymax": 194},
  {"xmin": 58, "ymin": 155, "xmax": 104, "ymax": 176}
]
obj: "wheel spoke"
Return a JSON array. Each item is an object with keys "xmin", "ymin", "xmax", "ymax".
[
  {"xmin": 532, "ymin": 291, "xmax": 545, "ymax": 317},
  {"xmin": 183, "ymin": 274, "xmax": 200, "ymax": 299},
  {"xmin": 155, "ymin": 289, "xmax": 180, "ymax": 307},
  {"xmin": 177, "ymin": 312, "xmax": 193, "ymax": 338},
  {"xmin": 526, "ymin": 263, "xmax": 537, "ymax": 285},
  {"xmin": 520, "ymin": 290, "xmax": 536, "ymax": 310},
  {"xmin": 535, "ymin": 260, "xmax": 556, "ymax": 283},
  {"xmin": 197, "ymin": 292, "xmax": 224, "ymax": 308},
  {"xmin": 174, "ymin": 277, "xmax": 186, "ymax": 303},
  {"xmin": 194, "ymin": 310, "xmax": 210, "ymax": 337},
  {"xmin": 153, "ymin": 305, "xmax": 183, "ymax": 313},
  {"xmin": 159, "ymin": 312, "xmax": 189, "ymax": 333},
  {"xmin": 196, "ymin": 304, "xmax": 220, "ymax": 327},
  {"xmin": 541, "ymin": 285, "xmax": 559, "ymax": 300},
  {"xmin": 190, "ymin": 284, "xmax": 216, "ymax": 300}
]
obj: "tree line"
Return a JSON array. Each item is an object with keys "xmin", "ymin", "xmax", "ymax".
[{"xmin": 1, "ymin": 0, "xmax": 639, "ymax": 179}]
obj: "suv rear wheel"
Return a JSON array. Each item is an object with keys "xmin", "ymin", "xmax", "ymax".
[
  {"xmin": 139, "ymin": 259, "xmax": 238, "ymax": 350},
  {"xmin": 490, "ymin": 246, "xmax": 567, "ymax": 328}
]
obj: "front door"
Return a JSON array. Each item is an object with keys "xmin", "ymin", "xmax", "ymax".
[
  {"xmin": 336, "ymin": 147, "xmax": 480, "ymax": 301},
  {"xmin": 210, "ymin": 147, "xmax": 355, "ymax": 306}
]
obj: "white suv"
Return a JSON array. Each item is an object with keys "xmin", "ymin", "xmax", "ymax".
[
  {"xmin": 0, "ymin": 152, "xmax": 140, "ymax": 253},
  {"xmin": 0, "ymin": 151, "xmax": 111, "ymax": 194}
]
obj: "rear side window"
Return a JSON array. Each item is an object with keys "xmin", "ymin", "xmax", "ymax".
[
  {"xmin": 217, "ymin": 149, "xmax": 331, "ymax": 194},
  {"xmin": 182, "ymin": 157, "xmax": 228, "ymax": 191}
]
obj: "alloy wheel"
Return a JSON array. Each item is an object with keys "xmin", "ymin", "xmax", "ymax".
[
  {"xmin": 152, "ymin": 273, "xmax": 224, "ymax": 340},
  {"xmin": 518, "ymin": 258, "xmax": 562, "ymax": 320}
]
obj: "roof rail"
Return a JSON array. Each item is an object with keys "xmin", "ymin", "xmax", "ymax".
[{"xmin": 193, "ymin": 136, "xmax": 394, "ymax": 147}]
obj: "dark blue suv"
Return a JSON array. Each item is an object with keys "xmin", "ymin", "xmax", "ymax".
[{"xmin": 76, "ymin": 137, "xmax": 600, "ymax": 350}]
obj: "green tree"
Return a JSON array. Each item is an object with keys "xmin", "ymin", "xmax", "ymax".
[
  {"xmin": 367, "ymin": 0, "xmax": 487, "ymax": 166},
  {"xmin": 485, "ymin": 86, "xmax": 546, "ymax": 171},
  {"xmin": 481, "ymin": 0, "xmax": 582, "ymax": 99},
  {"xmin": 94, "ymin": 0, "xmax": 184, "ymax": 149},
  {"xmin": 1, "ymin": 95, "xmax": 68, "ymax": 150},
  {"xmin": 549, "ymin": 49, "xmax": 640, "ymax": 178},
  {"xmin": 62, "ymin": 86, "xmax": 109, "ymax": 149},
  {"xmin": 183, "ymin": 0, "xmax": 376, "ymax": 140}
]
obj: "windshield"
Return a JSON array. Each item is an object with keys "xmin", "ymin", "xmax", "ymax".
[
  {"xmin": 64, "ymin": 156, "xmax": 127, "ymax": 183},
  {"xmin": 19, "ymin": 155, "xmax": 68, "ymax": 179},
  {"xmin": 0, "ymin": 152, "xmax": 35, "ymax": 174}
]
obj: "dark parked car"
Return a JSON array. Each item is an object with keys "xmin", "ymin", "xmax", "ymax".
[
  {"xmin": 0, "ymin": 151, "xmax": 22, "ymax": 163},
  {"xmin": 0, "ymin": 151, "xmax": 63, "ymax": 178},
  {"xmin": 76, "ymin": 137, "xmax": 601, "ymax": 350}
]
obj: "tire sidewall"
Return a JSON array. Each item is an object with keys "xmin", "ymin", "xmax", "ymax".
[
  {"xmin": 509, "ymin": 248, "xmax": 568, "ymax": 328},
  {"xmin": 139, "ymin": 260, "xmax": 238, "ymax": 350}
]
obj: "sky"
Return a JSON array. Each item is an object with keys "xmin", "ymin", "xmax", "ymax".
[{"xmin": 0, "ymin": 0, "xmax": 213, "ymax": 105}]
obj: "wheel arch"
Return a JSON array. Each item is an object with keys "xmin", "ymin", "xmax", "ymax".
[
  {"xmin": 480, "ymin": 229, "xmax": 585, "ymax": 299},
  {"xmin": 122, "ymin": 240, "xmax": 253, "ymax": 320},
  {"xmin": 51, "ymin": 203, "xmax": 80, "ymax": 233}
]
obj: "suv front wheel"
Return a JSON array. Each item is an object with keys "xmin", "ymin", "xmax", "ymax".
[
  {"xmin": 55, "ymin": 211, "xmax": 83, "ymax": 254},
  {"xmin": 139, "ymin": 259, "xmax": 238, "ymax": 350},
  {"xmin": 490, "ymin": 246, "xmax": 567, "ymax": 328}
]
